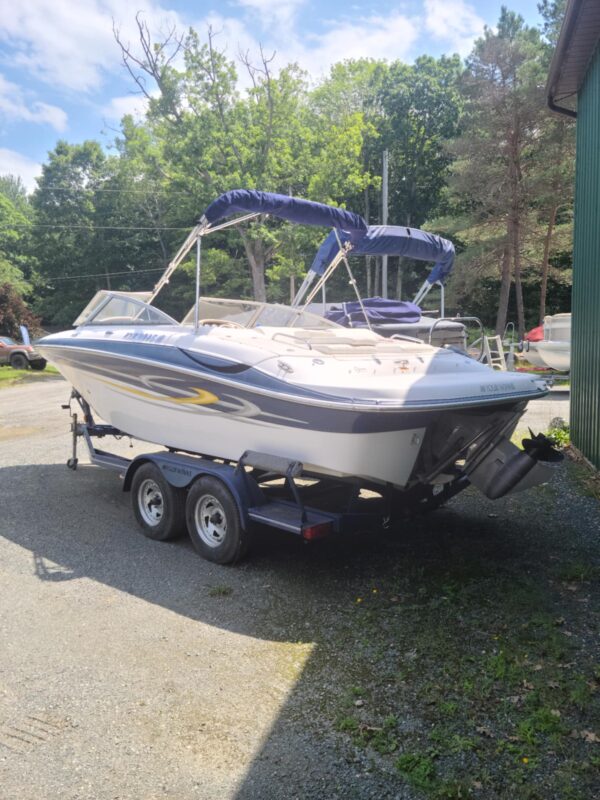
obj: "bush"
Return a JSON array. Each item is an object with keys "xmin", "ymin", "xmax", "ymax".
[{"xmin": 0, "ymin": 283, "xmax": 42, "ymax": 339}]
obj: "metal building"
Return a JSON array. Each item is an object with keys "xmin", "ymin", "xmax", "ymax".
[{"xmin": 547, "ymin": 0, "xmax": 600, "ymax": 469}]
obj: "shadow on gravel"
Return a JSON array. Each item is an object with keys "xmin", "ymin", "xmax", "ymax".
[
  {"xmin": 0, "ymin": 462, "xmax": 512, "ymax": 641},
  {"xmin": 1, "ymin": 461, "xmax": 598, "ymax": 799}
]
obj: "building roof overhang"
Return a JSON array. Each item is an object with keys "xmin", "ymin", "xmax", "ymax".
[{"xmin": 547, "ymin": 0, "xmax": 600, "ymax": 118}]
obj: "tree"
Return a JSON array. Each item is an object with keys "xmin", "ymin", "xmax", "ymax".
[
  {"xmin": 0, "ymin": 283, "xmax": 41, "ymax": 338},
  {"xmin": 114, "ymin": 20, "xmax": 376, "ymax": 302},
  {"xmin": 379, "ymin": 55, "xmax": 463, "ymax": 229},
  {"xmin": 538, "ymin": 0, "xmax": 567, "ymax": 46},
  {"xmin": 535, "ymin": 0, "xmax": 574, "ymax": 322},
  {"xmin": 31, "ymin": 141, "xmax": 109, "ymax": 324},
  {"xmin": 449, "ymin": 9, "xmax": 547, "ymax": 336},
  {"xmin": 0, "ymin": 185, "xmax": 34, "ymax": 294}
]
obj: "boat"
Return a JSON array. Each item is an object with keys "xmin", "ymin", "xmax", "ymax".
[
  {"xmin": 523, "ymin": 314, "xmax": 571, "ymax": 372},
  {"xmin": 536, "ymin": 313, "xmax": 571, "ymax": 372},
  {"xmin": 36, "ymin": 190, "xmax": 560, "ymax": 502},
  {"xmin": 522, "ymin": 324, "xmax": 547, "ymax": 368}
]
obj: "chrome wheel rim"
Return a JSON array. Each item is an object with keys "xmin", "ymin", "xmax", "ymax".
[
  {"xmin": 194, "ymin": 495, "xmax": 226, "ymax": 548},
  {"xmin": 138, "ymin": 478, "xmax": 163, "ymax": 527}
]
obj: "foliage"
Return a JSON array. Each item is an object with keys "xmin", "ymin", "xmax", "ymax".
[
  {"xmin": 0, "ymin": 5, "xmax": 576, "ymax": 330},
  {"xmin": 31, "ymin": 141, "xmax": 110, "ymax": 325},
  {"xmin": 0, "ymin": 283, "xmax": 41, "ymax": 338},
  {"xmin": 546, "ymin": 420, "xmax": 570, "ymax": 448},
  {"xmin": 380, "ymin": 54, "xmax": 463, "ymax": 229},
  {"xmin": 448, "ymin": 10, "xmax": 551, "ymax": 336},
  {"xmin": 0, "ymin": 189, "xmax": 35, "ymax": 294}
]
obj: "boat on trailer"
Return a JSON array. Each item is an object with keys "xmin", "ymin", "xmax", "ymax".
[
  {"xmin": 523, "ymin": 313, "xmax": 571, "ymax": 372},
  {"xmin": 37, "ymin": 190, "xmax": 561, "ymax": 562}
]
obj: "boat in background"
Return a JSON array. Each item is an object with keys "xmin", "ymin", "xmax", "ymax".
[
  {"xmin": 37, "ymin": 190, "xmax": 560, "ymax": 502},
  {"xmin": 524, "ymin": 314, "xmax": 571, "ymax": 372},
  {"xmin": 522, "ymin": 324, "xmax": 547, "ymax": 368},
  {"xmin": 536, "ymin": 313, "xmax": 571, "ymax": 371}
]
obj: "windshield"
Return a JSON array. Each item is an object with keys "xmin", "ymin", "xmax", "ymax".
[
  {"xmin": 0, "ymin": 336, "xmax": 16, "ymax": 345},
  {"xmin": 181, "ymin": 298, "xmax": 339, "ymax": 329},
  {"xmin": 74, "ymin": 291, "xmax": 177, "ymax": 327}
]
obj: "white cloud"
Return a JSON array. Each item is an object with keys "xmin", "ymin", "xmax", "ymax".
[
  {"xmin": 424, "ymin": 0, "xmax": 485, "ymax": 55},
  {"xmin": 0, "ymin": 0, "xmax": 183, "ymax": 93},
  {"xmin": 0, "ymin": 148, "xmax": 42, "ymax": 192},
  {"xmin": 0, "ymin": 74, "xmax": 67, "ymax": 131},
  {"xmin": 102, "ymin": 94, "xmax": 149, "ymax": 122},
  {"xmin": 201, "ymin": 10, "xmax": 418, "ymax": 82},
  {"xmin": 299, "ymin": 13, "xmax": 419, "ymax": 73},
  {"xmin": 236, "ymin": 0, "xmax": 305, "ymax": 30}
]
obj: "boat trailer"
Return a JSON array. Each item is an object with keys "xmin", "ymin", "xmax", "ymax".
[{"xmin": 63, "ymin": 391, "xmax": 462, "ymax": 564}]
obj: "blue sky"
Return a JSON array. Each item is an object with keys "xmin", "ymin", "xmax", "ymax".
[{"xmin": 0, "ymin": 0, "xmax": 546, "ymax": 191}]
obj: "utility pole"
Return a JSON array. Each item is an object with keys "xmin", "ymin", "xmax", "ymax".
[{"xmin": 382, "ymin": 149, "xmax": 389, "ymax": 298}]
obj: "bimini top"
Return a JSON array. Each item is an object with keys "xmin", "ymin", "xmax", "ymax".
[
  {"xmin": 310, "ymin": 225, "xmax": 455, "ymax": 285},
  {"xmin": 311, "ymin": 225, "xmax": 454, "ymax": 283},
  {"xmin": 200, "ymin": 189, "xmax": 368, "ymax": 238}
]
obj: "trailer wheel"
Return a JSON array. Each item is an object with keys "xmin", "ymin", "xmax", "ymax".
[
  {"xmin": 186, "ymin": 476, "xmax": 249, "ymax": 564},
  {"xmin": 131, "ymin": 462, "xmax": 186, "ymax": 542}
]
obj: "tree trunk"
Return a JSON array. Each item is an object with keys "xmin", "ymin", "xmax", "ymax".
[
  {"xmin": 495, "ymin": 243, "xmax": 511, "ymax": 336},
  {"xmin": 241, "ymin": 235, "xmax": 266, "ymax": 301},
  {"xmin": 396, "ymin": 259, "xmax": 403, "ymax": 300},
  {"xmin": 513, "ymin": 218, "xmax": 525, "ymax": 339},
  {"xmin": 365, "ymin": 188, "xmax": 371, "ymax": 296},
  {"xmin": 539, "ymin": 204, "xmax": 557, "ymax": 324}
]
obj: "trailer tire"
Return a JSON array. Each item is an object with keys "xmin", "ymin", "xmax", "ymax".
[
  {"xmin": 186, "ymin": 476, "xmax": 249, "ymax": 564},
  {"xmin": 131, "ymin": 462, "xmax": 186, "ymax": 542}
]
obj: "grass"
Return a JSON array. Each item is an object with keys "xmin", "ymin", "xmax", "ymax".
[
  {"xmin": 567, "ymin": 456, "xmax": 600, "ymax": 501},
  {"xmin": 208, "ymin": 585, "xmax": 233, "ymax": 597},
  {"xmin": 330, "ymin": 580, "xmax": 599, "ymax": 795},
  {"xmin": 282, "ymin": 465, "xmax": 600, "ymax": 799},
  {"xmin": 0, "ymin": 364, "xmax": 60, "ymax": 387}
]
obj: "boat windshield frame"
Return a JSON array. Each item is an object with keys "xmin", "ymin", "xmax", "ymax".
[
  {"xmin": 181, "ymin": 297, "xmax": 339, "ymax": 330},
  {"xmin": 73, "ymin": 291, "xmax": 178, "ymax": 327}
]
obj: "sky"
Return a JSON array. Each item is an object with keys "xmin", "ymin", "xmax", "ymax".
[{"xmin": 0, "ymin": 0, "xmax": 546, "ymax": 192}]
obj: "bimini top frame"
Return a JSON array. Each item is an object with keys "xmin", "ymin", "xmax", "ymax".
[
  {"xmin": 148, "ymin": 189, "xmax": 455, "ymax": 330},
  {"xmin": 148, "ymin": 189, "xmax": 368, "ymax": 331},
  {"xmin": 292, "ymin": 225, "xmax": 456, "ymax": 316}
]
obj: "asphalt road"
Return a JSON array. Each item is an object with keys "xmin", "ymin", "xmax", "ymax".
[
  {"xmin": 0, "ymin": 377, "xmax": 577, "ymax": 799},
  {"xmin": 517, "ymin": 384, "xmax": 570, "ymax": 433}
]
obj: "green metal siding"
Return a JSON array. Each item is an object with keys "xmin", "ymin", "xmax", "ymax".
[{"xmin": 572, "ymin": 42, "xmax": 600, "ymax": 469}]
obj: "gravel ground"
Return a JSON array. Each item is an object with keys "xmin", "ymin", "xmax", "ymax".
[{"xmin": 0, "ymin": 377, "xmax": 597, "ymax": 800}]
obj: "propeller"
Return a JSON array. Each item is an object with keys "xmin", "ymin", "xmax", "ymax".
[{"xmin": 521, "ymin": 429, "xmax": 564, "ymax": 463}]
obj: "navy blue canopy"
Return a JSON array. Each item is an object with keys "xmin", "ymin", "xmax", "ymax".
[
  {"xmin": 325, "ymin": 297, "xmax": 421, "ymax": 327},
  {"xmin": 310, "ymin": 225, "xmax": 455, "ymax": 284},
  {"xmin": 201, "ymin": 190, "xmax": 367, "ymax": 237}
]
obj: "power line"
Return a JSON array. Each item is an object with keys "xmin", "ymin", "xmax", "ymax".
[
  {"xmin": 41, "ymin": 185, "xmax": 195, "ymax": 196},
  {"xmin": 0, "ymin": 223, "xmax": 193, "ymax": 231},
  {"xmin": 47, "ymin": 267, "xmax": 167, "ymax": 282}
]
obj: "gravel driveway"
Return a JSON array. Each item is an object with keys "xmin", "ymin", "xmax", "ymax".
[{"xmin": 0, "ymin": 378, "xmax": 597, "ymax": 800}]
